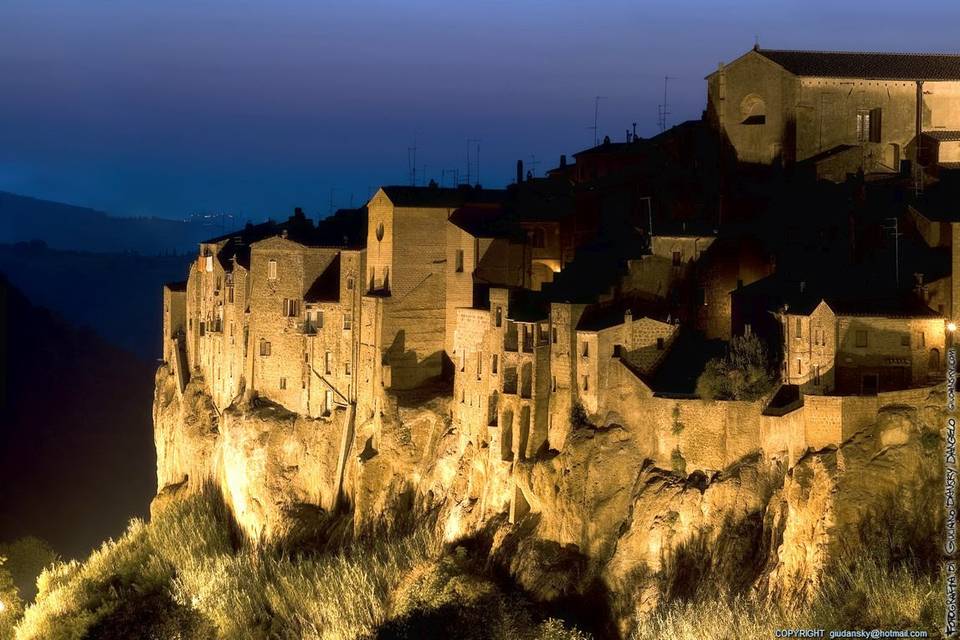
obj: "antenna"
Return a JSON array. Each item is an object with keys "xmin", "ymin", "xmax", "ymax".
[
  {"xmin": 467, "ymin": 139, "xmax": 481, "ymax": 186},
  {"xmin": 407, "ymin": 133, "xmax": 418, "ymax": 186},
  {"xmin": 588, "ymin": 96, "xmax": 607, "ymax": 146},
  {"xmin": 658, "ymin": 76, "xmax": 676, "ymax": 132},
  {"xmin": 529, "ymin": 154, "xmax": 540, "ymax": 178}
]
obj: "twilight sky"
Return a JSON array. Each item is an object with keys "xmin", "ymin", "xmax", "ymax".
[{"xmin": 2, "ymin": 0, "xmax": 959, "ymax": 220}]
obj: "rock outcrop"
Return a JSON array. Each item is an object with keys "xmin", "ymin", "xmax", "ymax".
[{"xmin": 153, "ymin": 365, "xmax": 946, "ymax": 636}]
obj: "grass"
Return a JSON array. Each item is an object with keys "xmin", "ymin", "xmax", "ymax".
[
  {"xmin": 12, "ymin": 484, "xmax": 589, "ymax": 640},
  {"xmin": 11, "ymin": 480, "xmax": 943, "ymax": 639},
  {"xmin": 632, "ymin": 556, "xmax": 942, "ymax": 640}
]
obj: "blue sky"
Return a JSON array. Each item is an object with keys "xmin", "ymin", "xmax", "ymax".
[{"xmin": 2, "ymin": 0, "xmax": 959, "ymax": 219}]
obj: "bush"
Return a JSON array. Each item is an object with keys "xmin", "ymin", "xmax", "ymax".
[
  {"xmin": 15, "ymin": 485, "xmax": 593, "ymax": 640},
  {"xmin": 696, "ymin": 334, "xmax": 774, "ymax": 401}
]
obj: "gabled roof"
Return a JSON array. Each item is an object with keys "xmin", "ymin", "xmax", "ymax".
[
  {"xmin": 576, "ymin": 295, "xmax": 673, "ymax": 332},
  {"xmin": 380, "ymin": 185, "xmax": 506, "ymax": 208},
  {"xmin": 448, "ymin": 205, "xmax": 521, "ymax": 239},
  {"xmin": 756, "ymin": 48, "xmax": 960, "ymax": 81}
]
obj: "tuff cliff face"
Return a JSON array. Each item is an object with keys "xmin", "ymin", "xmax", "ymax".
[{"xmin": 153, "ymin": 363, "xmax": 946, "ymax": 635}]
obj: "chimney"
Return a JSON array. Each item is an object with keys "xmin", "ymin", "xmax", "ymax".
[
  {"xmin": 516, "ymin": 159, "xmax": 524, "ymax": 184},
  {"xmin": 560, "ymin": 154, "xmax": 567, "ymax": 168},
  {"xmin": 799, "ymin": 281, "xmax": 806, "ymax": 293}
]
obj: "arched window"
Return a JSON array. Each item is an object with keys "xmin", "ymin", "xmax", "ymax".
[{"xmin": 740, "ymin": 94, "xmax": 766, "ymax": 125}]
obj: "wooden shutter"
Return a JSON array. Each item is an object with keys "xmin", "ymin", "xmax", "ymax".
[{"xmin": 869, "ymin": 107, "xmax": 882, "ymax": 143}]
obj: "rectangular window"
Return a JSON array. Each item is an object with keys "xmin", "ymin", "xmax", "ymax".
[
  {"xmin": 491, "ymin": 354, "xmax": 498, "ymax": 374},
  {"xmin": 797, "ymin": 359, "xmax": 802, "ymax": 375},
  {"xmin": 227, "ymin": 286, "xmax": 235, "ymax": 303},
  {"xmin": 324, "ymin": 390, "xmax": 333, "ymax": 415},
  {"xmin": 204, "ymin": 255, "xmax": 213, "ymax": 272},
  {"xmin": 347, "ymin": 277, "xmax": 354, "ymax": 290},
  {"xmin": 325, "ymin": 351, "xmax": 332, "ymax": 375},
  {"xmin": 920, "ymin": 332, "xmax": 926, "ymax": 347},
  {"xmin": 855, "ymin": 330, "xmax": 868, "ymax": 348},
  {"xmin": 476, "ymin": 355, "xmax": 482, "ymax": 380},
  {"xmin": 551, "ymin": 327, "xmax": 558, "ymax": 344},
  {"xmin": 260, "ymin": 340, "xmax": 271, "ymax": 356},
  {"xmin": 317, "ymin": 310, "xmax": 324, "ymax": 328},
  {"xmin": 268, "ymin": 259, "xmax": 278, "ymax": 280},
  {"xmin": 343, "ymin": 315, "xmax": 352, "ymax": 330},
  {"xmin": 795, "ymin": 318, "xmax": 802, "ymax": 339},
  {"xmin": 582, "ymin": 375, "xmax": 589, "ymax": 391},
  {"xmin": 495, "ymin": 306, "xmax": 503, "ymax": 327},
  {"xmin": 814, "ymin": 365, "xmax": 821, "ymax": 386},
  {"xmin": 455, "ymin": 249, "xmax": 464, "ymax": 273},
  {"xmin": 856, "ymin": 109, "xmax": 870, "ymax": 142},
  {"xmin": 279, "ymin": 377, "xmax": 287, "ymax": 390},
  {"xmin": 581, "ymin": 342, "xmax": 589, "ymax": 357},
  {"xmin": 656, "ymin": 337, "xmax": 665, "ymax": 350},
  {"xmin": 345, "ymin": 360, "xmax": 352, "ymax": 376},
  {"xmin": 283, "ymin": 298, "xmax": 299, "ymax": 317}
]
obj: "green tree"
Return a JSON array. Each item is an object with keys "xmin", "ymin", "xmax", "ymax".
[{"xmin": 696, "ymin": 334, "xmax": 775, "ymax": 401}]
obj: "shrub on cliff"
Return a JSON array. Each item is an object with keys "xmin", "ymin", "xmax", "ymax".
[
  {"xmin": 695, "ymin": 334, "xmax": 775, "ymax": 401},
  {"xmin": 15, "ymin": 485, "xmax": 592, "ymax": 640}
]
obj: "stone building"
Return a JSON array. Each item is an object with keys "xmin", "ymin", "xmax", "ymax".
[
  {"xmin": 707, "ymin": 47, "xmax": 960, "ymax": 176},
  {"xmin": 363, "ymin": 185, "xmax": 506, "ymax": 389},
  {"xmin": 452, "ymin": 288, "xmax": 552, "ymax": 462},
  {"xmin": 778, "ymin": 297, "xmax": 944, "ymax": 395},
  {"xmin": 170, "ymin": 208, "xmax": 366, "ymax": 417}
]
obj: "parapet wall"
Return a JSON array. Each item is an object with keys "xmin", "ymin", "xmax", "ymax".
[{"xmin": 602, "ymin": 360, "xmax": 941, "ymax": 472}]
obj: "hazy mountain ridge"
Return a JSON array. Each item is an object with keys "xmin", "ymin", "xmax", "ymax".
[
  {"xmin": 0, "ymin": 243, "xmax": 192, "ymax": 359},
  {"xmin": 0, "ymin": 276, "xmax": 156, "ymax": 559},
  {"xmin": 0, "ymin": 191, "xmax": 217, "ymax": 254}
]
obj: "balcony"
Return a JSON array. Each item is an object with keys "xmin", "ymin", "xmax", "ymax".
[
  {"xmin": 300, "ymin": 321, "xmax": 319, "ymax": 335},
  {"xmin": 504, "ymin": 322, "xmax": 519, "ymax": 352}
]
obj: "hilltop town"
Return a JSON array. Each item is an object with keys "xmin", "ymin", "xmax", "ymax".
[{"xmin": 162, "ymin": 46, "xmax": 960, "ymax": 489}]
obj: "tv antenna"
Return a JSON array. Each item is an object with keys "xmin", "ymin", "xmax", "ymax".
[
  {"xmin": 528, "ymin": 154, "xmax": 540, "ymax": 178},
  {"xmin": 467, "ymin": 139, "xmax": 481, "ymax": 186},
  {"xmin": 588, "ymin": 96, "xmax": 607, "ymax": 146},
  {"xmin": 407, "ymin": 132, "xmax": 420, "ymax": 186},
  {"xmin": 658, "ymin": 76, "xmax": 676, "ymax": 132}
]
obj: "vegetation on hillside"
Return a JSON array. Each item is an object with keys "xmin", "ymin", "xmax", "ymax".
[
  {"xmin": 696, "ymin": 334, "xmax": 776, "ymax": 401},
  {"xmin": 10, "ymin": 485, "xmax": 588, "ymax": 640}
]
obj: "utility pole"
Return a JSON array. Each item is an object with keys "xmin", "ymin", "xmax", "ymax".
[
  {"xmin": 589, "ymin": 96, "xmax": 607, "ymax": 146},
  {"xmin": 884, "ymin": 217, "xmax": 902, "ymax": 286}
]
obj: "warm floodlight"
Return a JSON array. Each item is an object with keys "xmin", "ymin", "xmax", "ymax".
[{"xmin": 949, "ymin": 322, "xmax": 957, "ymax": 333}]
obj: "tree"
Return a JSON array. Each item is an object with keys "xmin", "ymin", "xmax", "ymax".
[{"xmin": 696, "ymin": 334, "xmax": 775, "ymax": 401}]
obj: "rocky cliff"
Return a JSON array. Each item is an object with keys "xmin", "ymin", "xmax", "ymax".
[{"xmin": 153, "ymin": 364, "xmax": 946, "ymax": 636}]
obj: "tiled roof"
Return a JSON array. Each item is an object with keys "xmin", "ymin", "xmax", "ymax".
[
  {"xmin": 448, "ymin": 205, "xmax": 520, "ymax": 239},
  {"xmin": 576, "ymin": 295, "xmax": 673, "ymax": 332},
  {"xmin": 923, "ymin": 130, "xmax": 960, "ymax": 141},
  {"xmin": 757, "ymin": 48, "xmax": 960, "ymax": 80}
]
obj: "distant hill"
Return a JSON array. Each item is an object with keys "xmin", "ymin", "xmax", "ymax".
[
  {"xmin": 0, "ymin": 275, "xmax": 156, "ymax": 559},
  {"xmin": 0, "ymin": 191, "xmax": 217, "ymax": 254},
  {"xmin": 0, "ymin": 243, "xmax": 193, "ymax": 360}
]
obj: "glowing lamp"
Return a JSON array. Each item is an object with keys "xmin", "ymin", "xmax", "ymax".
[
  {"xmin": 949, "ymin": 322, "xmax": 957, "ymax": 333},
  {"xmin": 0, "ymin": 599, "xmax": 6, "ymax": 613}
]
